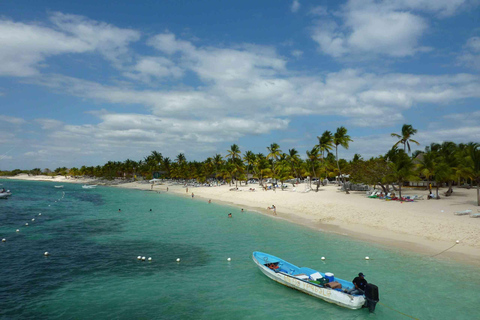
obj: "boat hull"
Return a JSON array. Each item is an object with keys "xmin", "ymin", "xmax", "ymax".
[{"xmin": 253, "ymin": 252, "xmax": 365, "ymax": 310}]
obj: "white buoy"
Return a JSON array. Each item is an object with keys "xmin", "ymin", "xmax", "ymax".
[
  {"xmin": 137, "ymin": 256, "xmax": 141, "ymax": 260},
  {"xmin": 176, "ymin": 258, "xmax": 180, "ymax": 262},
  {"xmin": 25, "ymin": 223, "xmax": 29, "ymax": 226},
  {"xmin": 321, "ymin": 257, "xmax": 325, "ymax": 260},
  {"xmin": 365, "ymin": 256, "xmax": 370, "ymax": 260},
  {"xmin": 16, "ymin": 229, "xmax": 20, "ymax": 232},
  {"xmin": 44, "ymin": 252, "xmax": 49, "ymax": 256},
  {"xmin": 2, "ymin": 238, "xmax": 5, "ymax": 242},
  {"xmin": 456, "ymin": 240, "xmax": 460, "ymax": 244},
  {"xmin": 227, "ymin": 257, "xmax": 231, "ymax": 262},
  {"xmin": 142, "ymin": 256, "xmax": 146, "ymax": 261},
  {"xmin": 148, "ymin": 257, "xmax": 152, "ymax": 261},
  {"xmin": 39, "ymin": 213, "xmax": 42, "ymax": 216},
  {"xmin": 32, "ymin": 218, "xmax": 35, "ymax": 222}
]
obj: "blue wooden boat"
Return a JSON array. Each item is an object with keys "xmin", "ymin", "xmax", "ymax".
[{"xmin": 252, "ymin": 251, "xmax": 378, "ymax": 310}]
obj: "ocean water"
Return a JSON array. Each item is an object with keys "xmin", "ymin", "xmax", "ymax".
[{"xmin": 0, "ymin": 179, "xmax": 479, "ymax": 320}]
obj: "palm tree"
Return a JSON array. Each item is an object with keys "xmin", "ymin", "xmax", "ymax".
[
  {"xmin": 318, "ymin": 130, "xmax": 334, "ymax": 182},
  {"xmin": 460, "ymin": 143, "xmax": 480, "ymax": 206},
  {"xmin": 333, "ymin": 126, "xmax": 352, "ymax": 192},
  {"xmin": 226, "ymin": 144, "xmax": 242, "ymax": 188},
  {"xmin": 243, "ymin": 150, "xmax": 256, "ymax": 185},
  {"xmin": 287, "ymin": 148, "xmax": 301, "ymax": 181},
  {"xmin": 306, "ymin": 146, "xmax": 320, "ymax": 190},
  {"xmin": 267, "ymin": 143, "xmax": 282, "ymax": 182},
  {"xmin": 211, "ymin": 154, "xmax": 223, "ymax": 183},
  {"xmin": 391, "ymin": 124, "xmax": 420, "ymax": 153}
]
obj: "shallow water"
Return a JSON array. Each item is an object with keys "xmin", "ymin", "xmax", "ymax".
[{"xmin": 0, "ymin": 179, "xmax": 479, "ymax": 319}]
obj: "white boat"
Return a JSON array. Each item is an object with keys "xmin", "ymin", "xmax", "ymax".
[
  {"xmin": 0, "ymin": 189, "xmax": 12, "ymax": 199},
  {"xmin": 82, "ymin": 185, "xmax": 97, "ymax": 189},
  {"xmin": 252, "ymin": 251, "xmax": 379, "ymax": 311},
  {"xmin": 54, "ymin": 185, "xmax": 64, "ymax": 189}
]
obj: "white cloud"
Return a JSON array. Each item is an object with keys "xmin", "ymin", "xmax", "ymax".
[
  {"xmin": 0, "ymin": 13, "xmax": 139, "ymax": 77},
  {"xmin": 291, "ymin": 0, "xmax": 301, "ymax": 13},
  {"xmin": 458, "ymin": 37, "xmax": 480, "ymax": 70},
  {"xmin": 35, "ymin": 118, "xmax": 63, "ymax": 130},
  {"xmin": 0, "ymin": 115, "xmax": 26, "ymax": 124},
  {"xmin": 147, "ymin": 32, "xmax": 195, "ymax": 55},
  {"xmin": 123, "ymin": 56, "xmax": 184, "ymax": 83},
  {"xmin": 309, "ymin": 0, "xmax": 468, "ymax": 58}
]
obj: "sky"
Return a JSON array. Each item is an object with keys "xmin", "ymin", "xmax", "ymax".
[{"xmin": 1, "ymin": 0, "xmax": 480, "ymax": 170}]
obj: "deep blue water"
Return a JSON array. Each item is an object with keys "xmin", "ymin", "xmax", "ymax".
[{"xmin": 0, "ymin": 179, "xmax": 479, "ymax": 319}]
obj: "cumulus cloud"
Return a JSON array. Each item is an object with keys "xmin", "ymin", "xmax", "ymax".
[
  {"xmin": 309, "ymin": 0, "xmax": 469, "ymax": 58},
  {"xmin": 0, "ymin": 13, "xmax": 140, "ymax": 77}
]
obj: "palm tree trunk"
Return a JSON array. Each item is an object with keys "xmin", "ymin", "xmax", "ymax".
[{"xmin": 477, "ymin": 181, "xmax": 480, "ymax": 206}]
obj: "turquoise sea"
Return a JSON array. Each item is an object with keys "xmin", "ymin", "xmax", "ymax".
[{"xmin": 1, "ymin": 179, "xmax": 479, "ymax": 320}]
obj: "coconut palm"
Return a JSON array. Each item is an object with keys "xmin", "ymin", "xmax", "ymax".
[
  {"xmin": 243, "ymin": 150, "xmax": 256, "ymax": 185},
  {"xmin": 226, "ymin": 144, "xmax": 242, "ymax": 188},
  {"xmin": 459, "ymin": 143, "xmax": 480, "ymax": 206},
  {"xmin": 391, "ymin": 124, "xmax": 420, "ymax": 153},
  {"xmin": 287, "ymin": 148, "xmax": 301, "ymax": 181},
  {"xmin": 333, "ymin": 126, "xmax": 352, "ymax": 192},
  {"xmin": 267, "ymin": 143, "xmax": 282, "ymax": 179},
  {"xmin": 306, "ymin": 146, "xmax": 320, "ymax": 190},
  {"xmin": 211, "ymin": 154, "xmax": 223, "ymax": 182},
  {"xmin": 318, "ymin": 130, "xmax": 334, "ymax": 181}
]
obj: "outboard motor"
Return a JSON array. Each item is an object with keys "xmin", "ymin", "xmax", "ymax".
[{"xmin": 364, "ymin": 283, "xmax": 379, "ymax": 313}]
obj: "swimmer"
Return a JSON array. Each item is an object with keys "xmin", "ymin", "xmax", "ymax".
[
  {"xmin": 118, "ymin": 209, "xmax": 121, "ymax": 212},
  {"xmin": 241, "ymin": 208, "xmax": 244, "ymax": 212},
  {"xmin": 149, "ymin": 209, "xmax": 152, "ymax": 212},
  {"xmin": 192, "ymin": 192, "xmax": 194, "ymax": 198},
  {"xmin": 208, "ymin": 199, "xmax": 211, "ymax": 204},
  {"xmin": 228, "ymin": 213, "xmax": 232, "ymax": 218}
]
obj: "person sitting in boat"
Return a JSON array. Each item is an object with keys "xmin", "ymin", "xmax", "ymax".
[{"xmin": 346, "ymin": 273, "xmax": 367, "ymax": 295}]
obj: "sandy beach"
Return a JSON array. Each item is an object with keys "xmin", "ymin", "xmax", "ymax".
[{"xmin": 5, "ymin": 174, "xmax": 480, "ymax": 266}]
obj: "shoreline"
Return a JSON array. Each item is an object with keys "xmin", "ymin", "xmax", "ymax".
[{"xmin": 4, "ymin": 174, "xmax": 480, "ymax": 267}]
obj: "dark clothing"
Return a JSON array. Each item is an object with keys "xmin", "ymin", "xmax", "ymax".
[{"xmin": 353, "ymin": 276, "xmax": 367, "ymax": 291}]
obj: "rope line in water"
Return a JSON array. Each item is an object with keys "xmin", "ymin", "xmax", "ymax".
[{"xmin": 378, "ymin": 301, "xmax": 420, "ymax": 320}]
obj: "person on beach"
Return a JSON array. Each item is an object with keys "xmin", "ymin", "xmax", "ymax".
[
  {"xmin": 346, "ymin": 273, "xmax": 367, "ymax": 295},
  {"xmin": 268, "ymin": 205, "xmax": 277, "ymax": 215},
  {"xmin": 208, "ymin": 199, "xmax": 211, "ymax": 204},
  {"xmin": 228, "ymin": 213, "xmax": 232, "ymax": 218},
  {"xmin": 167, "ymin": 187, "xmax": 169, "ymax": 191},
  {"xmin": 186, "ymin": 187, "xmax": 188, "ymax": 193},
  {"xmin": 192, "ymin": 192, "xmax": 194, "ymax": 198}
]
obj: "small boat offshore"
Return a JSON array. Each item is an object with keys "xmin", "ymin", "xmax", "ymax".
[{"xmin": 252, "ymin": 251, "xmax": 379, "ymax": 312}]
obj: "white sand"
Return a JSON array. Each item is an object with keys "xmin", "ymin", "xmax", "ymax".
[{"xmin": 6, "ymin": 175, "xmax": 480, "ymax": 265}]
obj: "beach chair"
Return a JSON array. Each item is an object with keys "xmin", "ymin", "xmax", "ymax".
[
  {"xmin": 470, "ymin": 213, "xmax": 480, "ymax": 218},
  {"xmin": 415, "ymin": 195, "xmax": 425, "ymax": 200},
  {"xmin": 454, "ymin": 210, "xmax": 472, "ymax": 216},
  {"xmin": 367, "ymin": 191, "xmax": 378, "ymax": 198}
]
